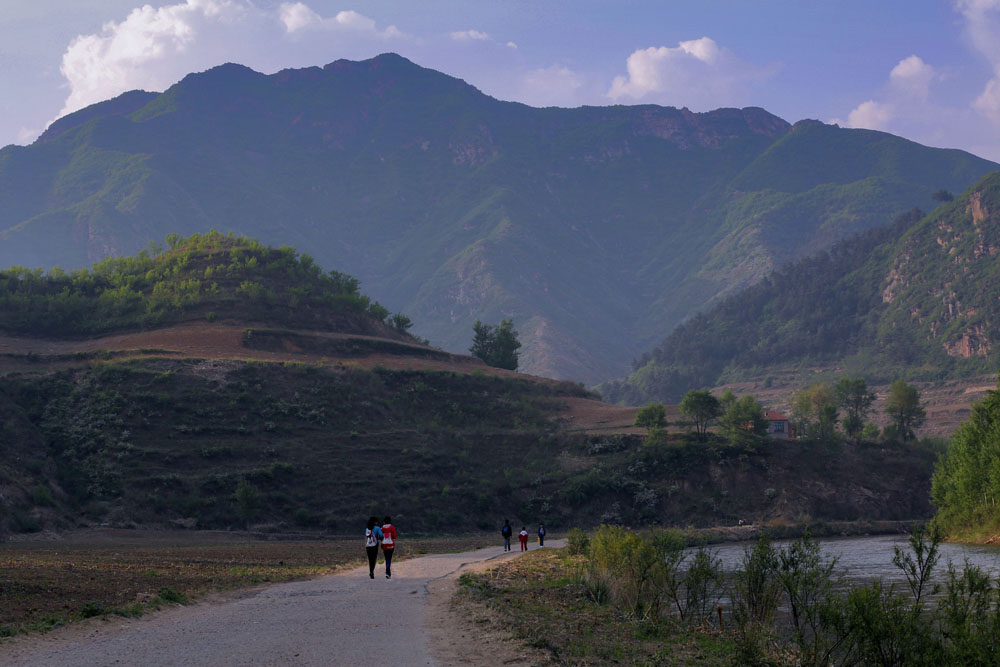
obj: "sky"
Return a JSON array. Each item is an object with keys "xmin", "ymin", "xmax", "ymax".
[{"xmin": 3, "ymin": 0, "xmax": 1000, "ymax": 161}]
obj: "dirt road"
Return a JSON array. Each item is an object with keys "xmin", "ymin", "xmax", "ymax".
[{"xmin": 1, "ymin": 542, "xmax": 560, "ymax": 666}]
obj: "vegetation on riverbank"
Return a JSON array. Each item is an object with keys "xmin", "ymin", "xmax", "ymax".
[
  {"xmin": 462, "ymin": 527, "xmax": 1000, "ymax": 665},
  {"xmin": 932, "ymin": 374, "xmax": 1000, "ymax": 541}
]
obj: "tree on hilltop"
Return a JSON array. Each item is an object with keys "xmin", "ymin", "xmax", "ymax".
[
  {"xmin": 634, "ymin": 402, "xmax": 668, "ymax": 432},
  {"xmin": 720, "ymin": 393, "xmax": 769, "ymax": 440},
  {"xmin": 834, "ymin": 377, "xmax": 876, "ymax": 441},
  {"xmin": 793, "ymin": 383, "xmax": 839, "ymax": 442},
  {"xmin": 679, "ymin": 389, "xmax": 721, "ymax": 437},
  {"xmin": 885, "ymin": 379, "xmax": 925, "ymax": 441},
  {"xmin": 470, "ymin": 319, "xmax": 521, "ymax": 370}
]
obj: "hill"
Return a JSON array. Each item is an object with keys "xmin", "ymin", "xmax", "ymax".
[
  {"xmin": 0, "ymin": 238, "xmax": 935, "ymax": 537},
  {"xmin": 0, "ymin": 54, "xmax": 996, "ymax": 384},
  {"xmin": 602, "ymin": 172, "xmax": 1000, "ymax": 405},
  {"xmin": 0, "ymin": 231, "xmax": 409, "ymax": 340}
]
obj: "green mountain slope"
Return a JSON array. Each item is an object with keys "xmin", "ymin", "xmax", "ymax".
[
  {"xmin": 0, "ymin": 54, "xmax": 995, "ymax": 383},
  {"xmin": 603, "ymin": 172, "xmax": 1000, "ymax": 404}
]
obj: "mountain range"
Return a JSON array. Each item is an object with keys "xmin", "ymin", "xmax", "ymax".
[
  {"xmin": 1, "ymin": 53, "xmax": 996, "ymax": 384},
  {"xmin": 601, "ymin": 172, "xmax": 1000, "ymax": 404}
]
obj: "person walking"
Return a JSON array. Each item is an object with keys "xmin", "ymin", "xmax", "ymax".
[
  {"xmin": 537, "ymin": 523, "xmax": 546, "ymax": 547},
  {"xmin": 365, "ymin": 516, "xmax": 383, "ymax": 579},
  {"xmin": 501, "ymin": 519, "xmax": 513, "ymax": 552},
  {"xmin": 381, "ymin": 515, "xmax": 397, "ymax": 579},
  {"xmin": 518, "ymin": 526, "xmax": 529, "ymax": 552}
]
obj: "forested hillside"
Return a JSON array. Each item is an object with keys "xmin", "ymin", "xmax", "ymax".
[
  {"xmin": 0, "ymin": 54, "xmax": 995, "ymax": 383},
  {"xmin": 604, "ymin": 173, "xmax": 1000, "ymax": 404},
  {"xmin": 0, "ymin": 231, "xmax": 407, "ymax": 339}
]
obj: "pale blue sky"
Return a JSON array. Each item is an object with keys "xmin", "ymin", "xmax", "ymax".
[{"xmin": 3, "ymin": 1, "xmax": 1000, "ymax": 161}]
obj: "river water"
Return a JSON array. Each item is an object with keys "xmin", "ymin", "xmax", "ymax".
[{"xmin": 695, "ymin": 534, "xmax": 1000, "ymax": 594}]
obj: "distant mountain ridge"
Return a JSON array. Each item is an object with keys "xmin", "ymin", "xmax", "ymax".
[
  {"xmin": 0, "ymin": 53, "xmax": 996, "ymax": 383},
  {"xmin": 602, "ymin": 172, "xmax": 1000, "ymax": 405}
]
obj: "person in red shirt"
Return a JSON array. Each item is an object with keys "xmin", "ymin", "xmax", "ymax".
[
  {"xmin": 518, "ymin": 526, "xmax": 529, "ymax": 551},
  {"xmin": 381, "ymin": 516, "xmax": 397, "ymax": 579}
]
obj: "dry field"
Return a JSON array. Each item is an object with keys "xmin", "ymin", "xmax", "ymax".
[{"xmin": 0, "ymin": 530, "xmax": 494, "ymax": 636}]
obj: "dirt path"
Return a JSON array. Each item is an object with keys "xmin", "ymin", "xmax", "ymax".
[{"xmin": 0, "ymin": 542, "xmax": 562, "ymax": 667}]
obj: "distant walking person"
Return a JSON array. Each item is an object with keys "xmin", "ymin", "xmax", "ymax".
[
  {"xmin": 537, "ymin": 523, "xmax": 546, "ymax": 547},
  {"xmin": 519, "ymin": 526, "xmax": 529, "ymax": 551},
  {"xmin": 381, "ymin": 516, "xmax": 397, "ymax": 579},
  {"xmin": 501, "ymin": 519, "xmax": 513, "ymax": 552},
  {"xmin": 365, "ymin": 516, "xmax": 383, "ymax": 579}
]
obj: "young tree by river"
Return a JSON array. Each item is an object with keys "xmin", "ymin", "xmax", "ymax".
[{"xmin": 932, "ymin": 375, "xmax": 1000, "ymax": 534}]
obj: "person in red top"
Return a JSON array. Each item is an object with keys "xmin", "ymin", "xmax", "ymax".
[
  {"xmin": 518, "ymin": 526, "xmax": 529, "ymax": 551},
  {"xmin": 381, "ymin": 516, "xmax": 397, "ymax": 579}
]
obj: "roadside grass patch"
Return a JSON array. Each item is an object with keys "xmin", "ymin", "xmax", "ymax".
[{"xmin": 457, "ymin": 549, "xmax": 737, "ymax": 665}]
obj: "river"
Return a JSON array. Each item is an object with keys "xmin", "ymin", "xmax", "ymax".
[{"xmin": 696, "ymin": 534, "xmax": 1000, "ymax": 595}]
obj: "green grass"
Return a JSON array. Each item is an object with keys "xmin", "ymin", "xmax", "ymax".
[{"xmin": 457, "ymin": 548, "xmax": 739, "ymax": 665}]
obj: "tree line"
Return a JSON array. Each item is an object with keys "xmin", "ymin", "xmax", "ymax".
[{"xmin": 635, "ymin": 375, "xmax": 926, "ymax": 444}]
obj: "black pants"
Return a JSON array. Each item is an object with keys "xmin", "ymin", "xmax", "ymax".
[
  {"xmin": 366, "ymin": 546, "xmax": 379, "ymax": 576},
  {"xmin": 384, "ymin": 548, "xmax": 394, "ymax": 577}
]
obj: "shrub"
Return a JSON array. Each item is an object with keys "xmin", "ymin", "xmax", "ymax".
[
  {"xmin": 79, "ymin": 601, "xmax": 106, "ymax": 618},
  {"xmin": 567, "ymin": 528, "xmax": 590, "ymax": 556},
  {"xmin": 155, "ymin": 587, "xmax": 188, "ymax": 604},
  {"xmin": 31, "ymin": 484, "xmax": 55, "ymax": 507}
]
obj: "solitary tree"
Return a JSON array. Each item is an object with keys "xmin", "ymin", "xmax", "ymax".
[
  {"xmin": 885, "ymin": 379, "xmax": 926, "ymax": 441},
  {"xmin": 470, "ymin": 319, "xmax": 521, "ymax": 370},
  {"xmin": 389, "ymin": 313, "xmax": 413, "ymax": 331},
  {"xmin": 834, "ymin": 377, "xmax": 876, "ymax": 441},
  {"xmin": 792, "ymin": 383, "xmax": 835, "ymax": 435},
  {"xmin": 720, "ymin": 393, "xmax": 769, "ymax": 439},
  {"xmin": 233, "ymin": 478, "xmax": 261, "ymax": 529},
  {"xmin": 634, "ymin": 402, "xmax": 668, "ymax": 432},
  {"xmin": 679, "ymin": 389, "xmax": 722, "ymax": 436}
]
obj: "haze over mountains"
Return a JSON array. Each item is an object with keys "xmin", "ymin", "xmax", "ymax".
[{"xmin": 0, "ymin": 53, "xmax": 996, "ymax": 384}]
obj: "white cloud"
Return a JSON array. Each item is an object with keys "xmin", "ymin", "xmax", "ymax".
[
  {"xmin": 16, "ymin": 126, "xmax": 40, "ymax": 145},
  {"xmin": 974, "ymin": 78, "xmax": 1000, "ymax": 124},
  {"xmin": 55, "ymin": 1, "xmax": 402, "ymax": 124},
  {"xmin": 889, "ymin": 55, "xmax": 936, "ymax": 100},
  {"xmin": 956, "ymin": 0, "xmax": 1000, "ymax": 127},
  {"xmin": 607, "ymin": 37, "xmax": 770, "ymax": 109},
  {"xmin": 450, "ymin": 29, "xmax": 490, "ymax": 42},
  {"xmin": 506, "ymin": 41, "xmax": 518, "ymax": 50},
  {"xmin": 280, "ymin": 4, "xmax": 390, "ymax": 35},
  {"xmin": 520, "ymin": 65, "xmax": 582, "ymax": 107},
  {"xmin": 846, "ymin": 100, "xmax": 893, "ymax": 130}
]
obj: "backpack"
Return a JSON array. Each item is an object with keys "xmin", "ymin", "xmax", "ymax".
[
  {"xmin": 382, "ymin": 526, "xmax": 394, "ymax": 548},
  {"xmin": 502, "ymin": 525, "xmax": 512, "ymax": 537},
  {"xmin": 365, "ymin": 529, "xmax": 379, "ymax": 547}
]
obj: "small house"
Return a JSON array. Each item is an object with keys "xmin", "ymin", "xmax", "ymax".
[{"xmin": 765, "ymin": 411, "xmax": 794, "ymax": 440}]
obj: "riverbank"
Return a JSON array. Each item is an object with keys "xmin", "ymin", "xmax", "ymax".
[{"xmin": 689, "ymin": 519, "xmax": 921, "ymax": 545}]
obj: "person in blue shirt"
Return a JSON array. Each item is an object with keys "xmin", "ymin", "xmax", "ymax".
[
  {"xmin": 365, "ymin": 516, "xmax": 384, "ymax": 579},
  {"xmin": 501, "ymin": 519, "xmax": 513, "ymax": 551},
  {"xmin": 537, "ymin": 524, "xmax": 546, "ymax": 547}
]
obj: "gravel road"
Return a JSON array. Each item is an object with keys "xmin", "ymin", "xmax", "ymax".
[{"xmin": 1, "ymin": 542, "xmax": 559, "ymax": 667}]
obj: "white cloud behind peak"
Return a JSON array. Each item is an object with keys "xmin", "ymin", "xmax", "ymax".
[
  {"xmin": 54, "ymin": 0, "xmax": 402, "ymax": 130},
  {"xmin": 889, "ymin": 55, "xmax": 936, "ymax": 99},
  {"xmin": 607, "ymin": 37, "xmax": 772, "ymax": 110}
]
